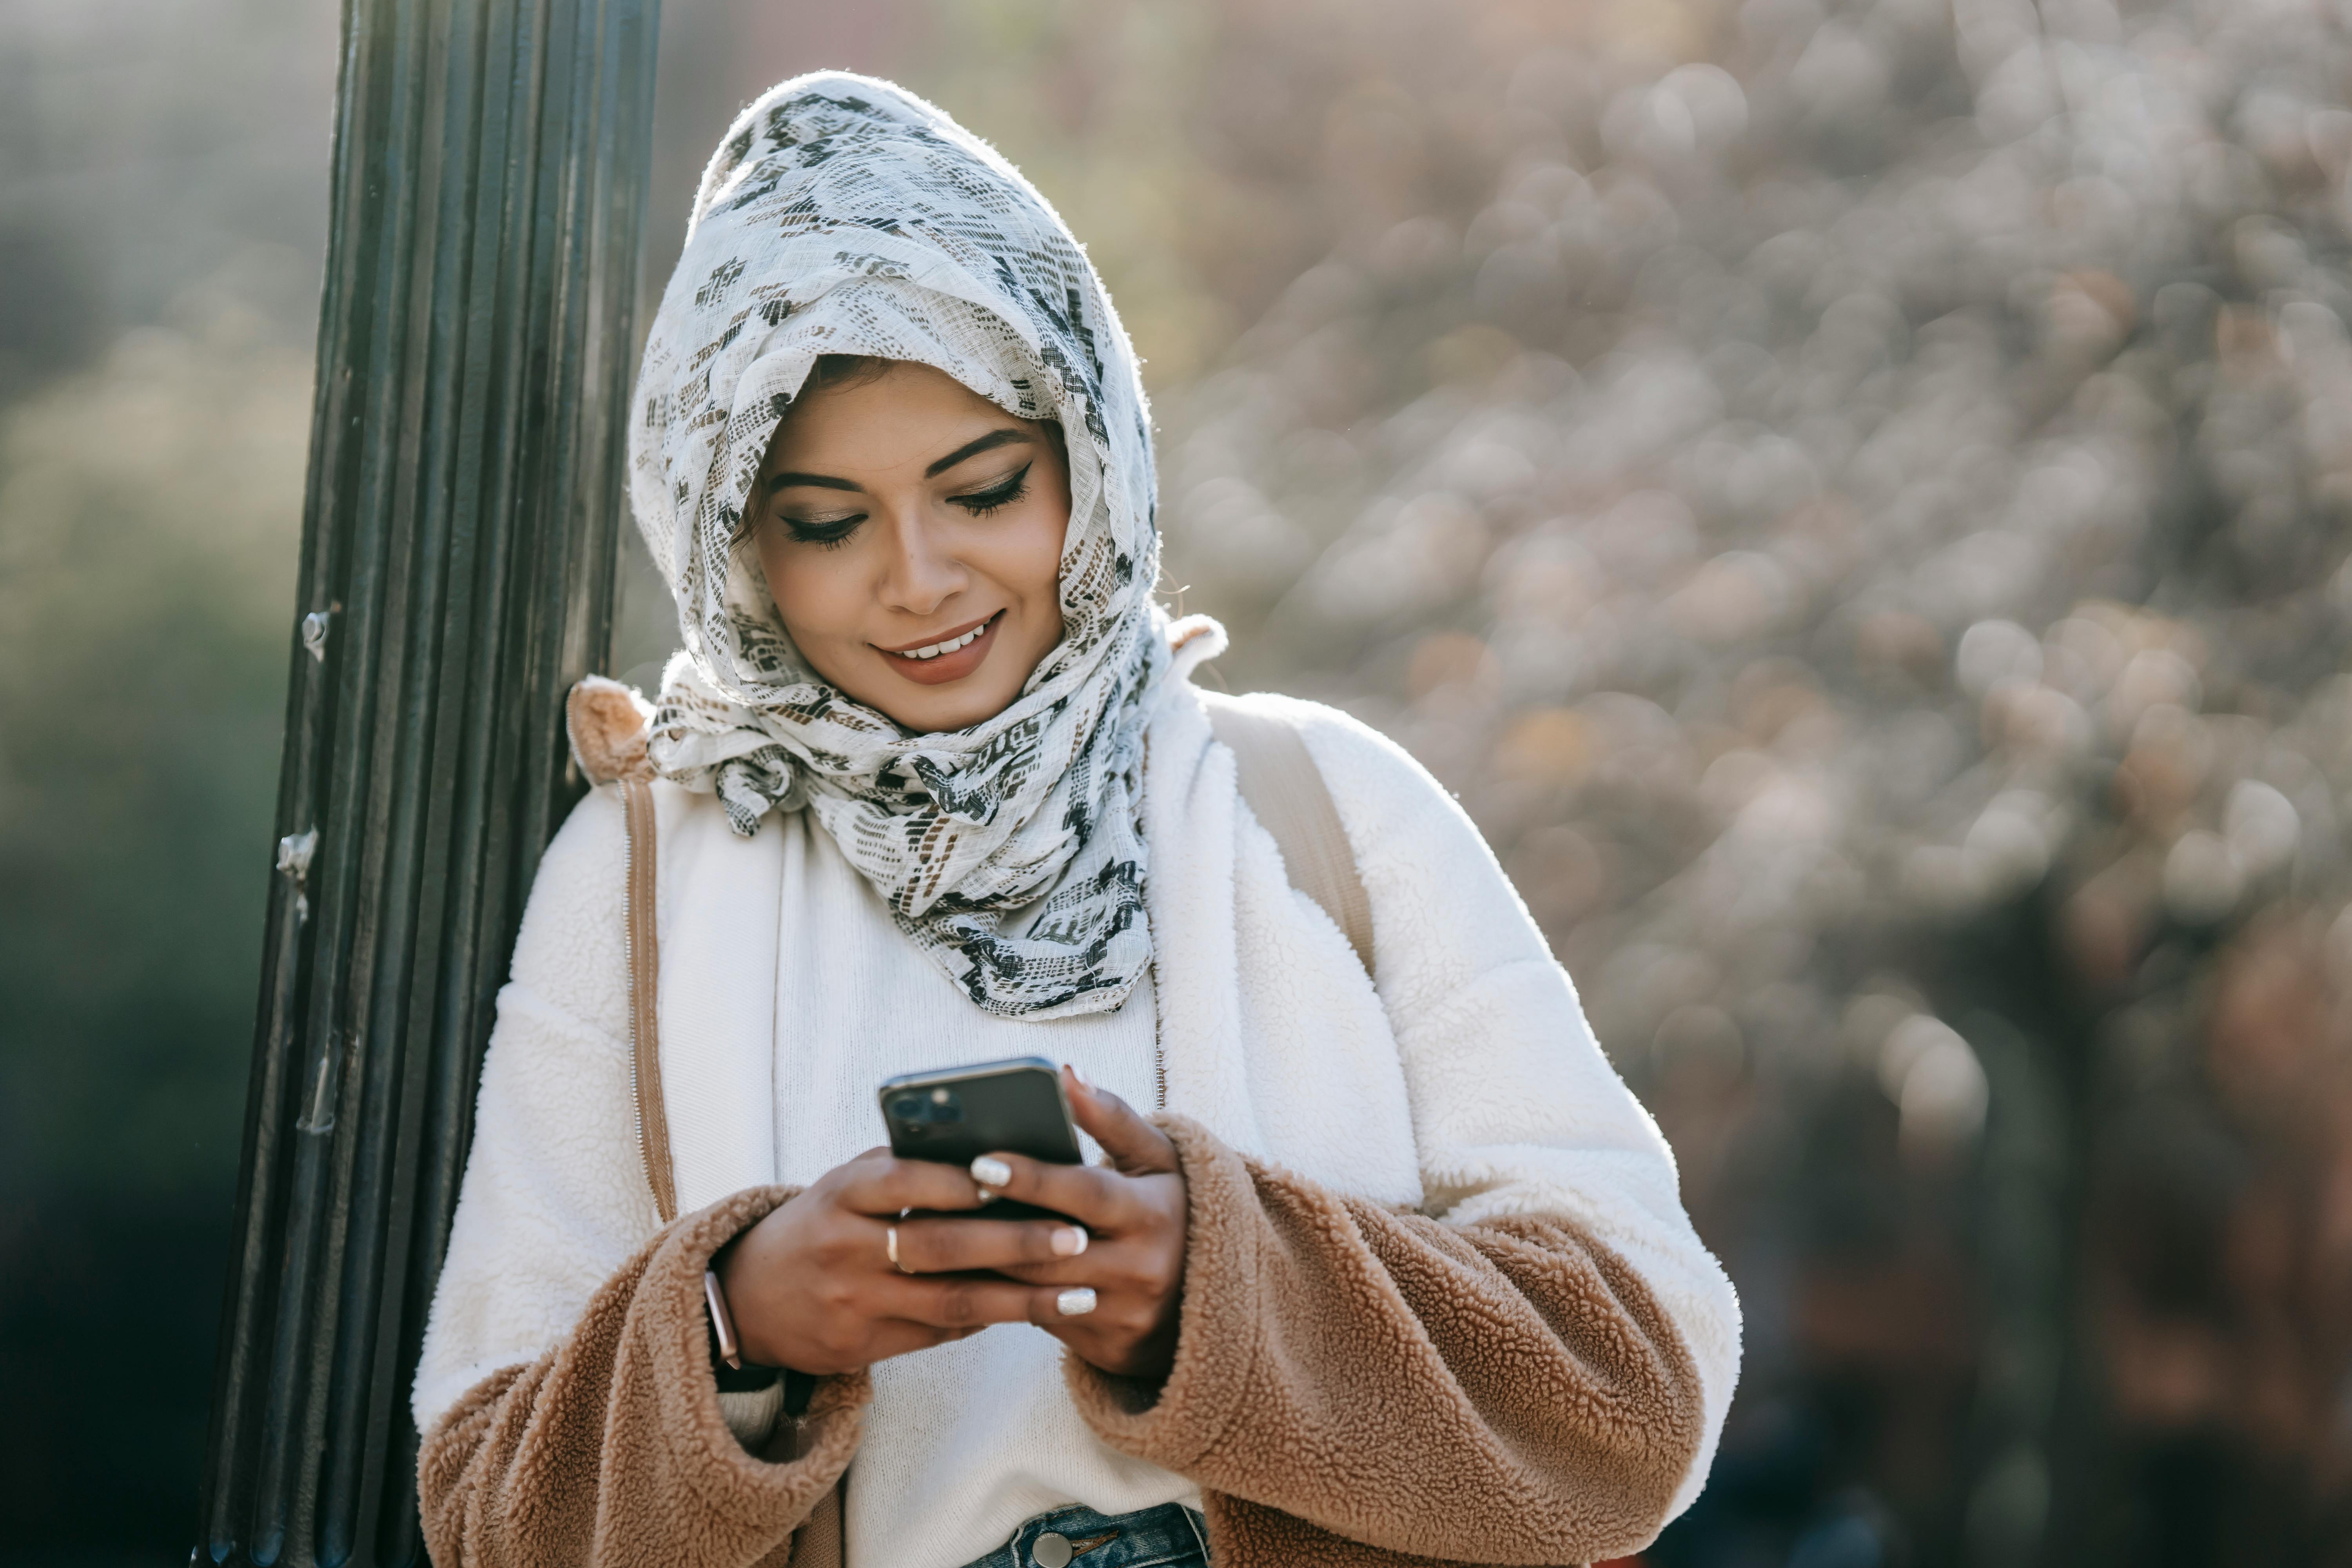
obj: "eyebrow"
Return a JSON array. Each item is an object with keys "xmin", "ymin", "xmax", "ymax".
[
  {"xmin": 764, "ymin": 427, "xmax": 1035, "ymax": 494},
  {"xmin": 765, "ymin": 470, "xmax": 860, "ymax": 492},
  {"xmin": 924, "ymin": 427, "xmax": 1032, "ymax": 478}
]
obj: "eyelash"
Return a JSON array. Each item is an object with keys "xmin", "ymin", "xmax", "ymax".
[
  {"xmin": 953, "ymin": 464, "xmax": 1031, "ymax": 516},
  {"xmin": 779, "ymin": 464, "xmax": 1031, "ymax": 548},
  {"xmin": 785, "ymin": 516, "xmax": 860, "ymax": 550}
]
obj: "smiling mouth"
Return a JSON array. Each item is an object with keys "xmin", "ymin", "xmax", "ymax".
[
  {"xmin": 880, "ymin": 613, "xmax": 998, "ymax": 661},
  {"xmin": 874, "ymin": 612, "xmax": 1004, "ymax": 684}
]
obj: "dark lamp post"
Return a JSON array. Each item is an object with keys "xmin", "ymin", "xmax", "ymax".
[{"xmin": 194, "ymin": 0, "xmax": 659, "ymax": 1561}]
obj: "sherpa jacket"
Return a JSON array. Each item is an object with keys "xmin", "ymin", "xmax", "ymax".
[{"xmin": 413, "ymin": 674, "xmax": 1741, "ymax": 1566}]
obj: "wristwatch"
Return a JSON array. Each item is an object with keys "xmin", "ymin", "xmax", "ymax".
[
  {"xmin": 704, "ymin": 1266, "xmax": 781, "ymax": 1393},
  {"xmin": 704, "ymin": 1267, "xmax": 746, "ymax": 1369}
]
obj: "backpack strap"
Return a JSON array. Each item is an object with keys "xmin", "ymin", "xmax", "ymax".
[
  {"xmin": 618, "ymin": 776, "xmax": 678, "ymax": 1224},
  {"xmin": 1205, "ymin": 697, "xmax": 1376, "ymax": 978},
  {"xmin": 566, "ymin": 678, "xmax": 677, "ymax": 1224}
]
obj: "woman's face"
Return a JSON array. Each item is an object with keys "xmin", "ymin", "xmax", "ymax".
[{"xmin": 747, "ymin": 361, "xmax": 1070, "ymax": 733}]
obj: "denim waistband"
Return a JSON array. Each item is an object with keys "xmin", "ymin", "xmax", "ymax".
[{"xmin": 954, "ymin": 1500, "xmax": 1210, "ymax": 1568}]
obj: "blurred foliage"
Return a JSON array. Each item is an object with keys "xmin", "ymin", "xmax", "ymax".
[
  {"xmin": 0, "ymin": 0, "xmax": 330, "ymax": 1556},
  {"xmin": 0, "ymin": 287, "xmax": 310, "ymax": 1196},
  {"xmin": 1116, "ymin": 0, "xmax": 2352, "ymax": 1561},
  {"xmin": 0, "ymin": 0, "xmax": 332, "ymax": 1192},
  {"xmin": 16, "ymin": 0, "xmax": 2352, "ymax": 1561}
]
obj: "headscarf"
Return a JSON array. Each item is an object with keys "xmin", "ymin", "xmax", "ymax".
[{"xmin": 628, "ymin": 71, "xmax": 1176, "ymax": 1019}]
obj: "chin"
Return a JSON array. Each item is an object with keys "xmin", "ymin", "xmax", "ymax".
[{"xmin": 864, "ymin": 673, "xmax": 1025, "ymax": 735}]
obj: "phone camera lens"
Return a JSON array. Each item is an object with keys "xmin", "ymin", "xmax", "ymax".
[{"xmin": 889, "ymin": 1094, "xmax": 924, "ymax": 1120}]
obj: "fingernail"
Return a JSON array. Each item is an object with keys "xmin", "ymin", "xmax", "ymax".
[
  {"xmin": 1056, "ymin": 1286, "xmax": 1098, "ymax": 1316},
  {"xmin": 1051, "ymin": 1225, "xmax": 1089, "ymax": 1258},
  {"xmin": 971, "ymin": 1155, "xmax": 1013, "ymax": 1188},
  {"xmin": 975, "ymin": 1187, "xmax": 998, "ymax": 1205}
]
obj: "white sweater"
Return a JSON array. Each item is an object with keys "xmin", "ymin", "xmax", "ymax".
[{"xmin": 413, "ymin": 675, "xmax": 1741, "ymax": 1568}]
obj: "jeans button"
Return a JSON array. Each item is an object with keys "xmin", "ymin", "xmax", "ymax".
[{"xmin": 1032, "ymin": 1532, "xmax": 1073, "ymax": 1568}]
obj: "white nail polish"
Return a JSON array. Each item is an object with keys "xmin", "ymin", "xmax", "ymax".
[
  {"xmin": 1052, "ymin": 1225, "xmax": 1089, "ymax": 1258},
  {"xmin": 1056, "ymin": 1286, "xmax": 1098, "ymax": 1316},
  {"xmin": 971, "ymin": 1155, "xmax": 1013, "ymax": 1188}
]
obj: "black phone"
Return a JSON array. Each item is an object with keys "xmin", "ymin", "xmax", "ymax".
[{"xmin": 878, "ymin": 1055, "xmax": 1083, "ymax": 1222}]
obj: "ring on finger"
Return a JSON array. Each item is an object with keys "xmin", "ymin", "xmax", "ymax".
[{"xmin": 886, "ymin": 1224, "xmax": 913, "ymax": 1274}]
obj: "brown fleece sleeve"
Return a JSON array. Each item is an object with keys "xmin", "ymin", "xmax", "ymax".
[
  {"xmin": 1066, "ymin": 1118, "xmax": 1703, "ymax": 1567},
  {"xmin": 417, "ymin": 1186, "xmax": 867, "ymax": 1568}
]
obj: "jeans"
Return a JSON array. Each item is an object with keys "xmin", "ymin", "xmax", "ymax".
[{"xmin": 954, "ymin": 1501, "xmax": 1210, "ymax": 1568}]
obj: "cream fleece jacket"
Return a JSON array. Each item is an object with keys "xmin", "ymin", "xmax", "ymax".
[
  {"xmin": 413, "ymin": 673, "xmax": 1741, "ymax": 1565},
  {"xmin": 695, "ymin": 801, "xmax": 1196, "ymax": 1566}
]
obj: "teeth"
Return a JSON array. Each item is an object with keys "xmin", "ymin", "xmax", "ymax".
[{"xmin": 895, "ymin": 622, "xmax": 987, "ymax": 660}]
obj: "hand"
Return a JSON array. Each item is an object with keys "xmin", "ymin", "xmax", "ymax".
[
  {"xmin": 961, "ymin": 1067, "xmax": 1190, "ymax": 1380},
  {"xmin": 715, "ymin": 1068, "xmax": 1189, "ymax": 1379},
  {"xmin": 715, "ymin": 1143, "xmax": 1091, "ymax": 1376}
]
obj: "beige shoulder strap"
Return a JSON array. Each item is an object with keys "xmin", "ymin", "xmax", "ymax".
[
  {"xmin": 618, "ymin": 778, "xmax": 679, "ymax": 1225},
  {"xmin": 1206, "ymin": 699, "xmax": 1376, "ymax": 976},
  {"xmin": 566, "ymin": 679, "xmax": 678, "ymax": 1224}
]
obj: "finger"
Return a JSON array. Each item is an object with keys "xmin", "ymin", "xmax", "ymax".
[
  {"xmin": 969, "ymin": 1152, "xmax": 1147, "ymax": 1232},
  {"xmin": 990, "ymin": 1235, "xmax": 1144, "ymax": 1287},
  {"xmin": 1026, "ymin": 1283, "xmax": 1102, "ymax": 1324},
  {"xmin": 988, "ymin": 1256, "xmax": 1089, "ymax": 1286},
  {"xmin": 1064, "ymin": 1065, "xmax": 1178, "ymax": 1175},
  {"xmin": 834, "ymin": 1155, "xmax": 993, "ymax": 1217},
  {"xmin": 889, "ymin": 1216, "xmax": 1089, "ymax": 1274},
  {"xmin": 882, "ymin": 1273, "xmax": 1046, "ymax": 1331},
  {"xmin": 993, "ymin": 1250, "xmax": 1120, "ymax": 1288}
]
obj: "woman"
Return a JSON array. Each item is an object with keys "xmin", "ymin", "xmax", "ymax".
[{"xmin": 413, "ymin": 72, "xmax": 1739, "ymax": 1568}]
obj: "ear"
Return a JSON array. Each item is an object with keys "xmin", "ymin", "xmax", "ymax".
[{"xmin": 566, "ymin": 675, "xmax": 656, "ymax": 785}]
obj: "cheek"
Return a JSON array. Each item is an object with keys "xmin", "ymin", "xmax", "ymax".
[
  {"xmin": 1008, "ymin": 498, "xmax": 1069, "ymax": 609},
  {"xmin": 1025, "ymin": 517, "xmax": 1068, "ymax": 604},
  {"xmin": 757, "ymin": 536, "xmax": 857, "ymax": 641}
]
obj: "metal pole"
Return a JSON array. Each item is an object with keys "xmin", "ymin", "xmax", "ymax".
[{"xmin": 195, "ymin": 0, "xmax": 658, "ymax": 1559}]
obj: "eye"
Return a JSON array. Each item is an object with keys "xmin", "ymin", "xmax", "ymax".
[
  {"xmin": 951, "ymin": 463, "xmax": 1032, "ymax": 517},
  {"xmin": 780, "ymin": 510, "xmax": 865, "ymax": 549}
]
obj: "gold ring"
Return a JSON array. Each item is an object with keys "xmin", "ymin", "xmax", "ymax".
[{"xmin": 886, "ymin": 1224, "xmax": 912, "ymax": 1274}]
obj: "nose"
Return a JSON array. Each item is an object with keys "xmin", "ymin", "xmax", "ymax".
[{"xmin": 876, "ymin": 506, "xmax": 966, "ymax": 617}]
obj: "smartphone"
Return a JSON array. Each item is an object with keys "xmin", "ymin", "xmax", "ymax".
[{"xmin": 878, "ymin": 1055, "xmax": 1083, "ymax": 1222}]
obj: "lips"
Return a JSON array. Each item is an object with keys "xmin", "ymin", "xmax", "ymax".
[
  {"xmin": 876, "ymin": 611, "xmax": 1002, "ymax": 685},
  {"xmin": 882, "ymin": 616, "xmax": 993, "ymax": 660}
]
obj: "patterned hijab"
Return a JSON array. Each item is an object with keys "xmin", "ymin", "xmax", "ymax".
[{"xmin": 628, "ymin": 72, "xmax": 1174, "ymax": 1020}]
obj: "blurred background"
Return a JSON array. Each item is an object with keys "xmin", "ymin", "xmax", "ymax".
[{"xmin": 7, "ymin": 0, "xmax": 2352, "ymax": 1561}]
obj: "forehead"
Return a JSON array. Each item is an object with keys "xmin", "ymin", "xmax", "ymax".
[{"xmin": 762, "ymin": 361, "xmax": 1026, "ymax": 477}]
